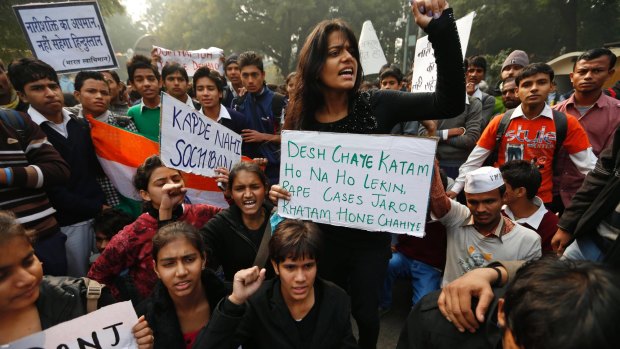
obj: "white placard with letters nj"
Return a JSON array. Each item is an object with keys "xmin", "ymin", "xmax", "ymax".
[{"xmin": 2, "ymin": 301, "xmax": 138, "ymax": 349}]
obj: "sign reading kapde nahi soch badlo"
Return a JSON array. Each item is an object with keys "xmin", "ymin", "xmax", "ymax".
[
  {"xmin": 160, "ymin": 93, "xmax": 242, "ymax": 177},
  {"xmin": 278, "ymin": 131, "xmax": 437, "ymax": 236}
]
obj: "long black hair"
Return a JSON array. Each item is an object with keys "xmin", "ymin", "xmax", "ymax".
[{"xmin": 284, "ymin": 19, "xmax": 363, "ymax": 131}]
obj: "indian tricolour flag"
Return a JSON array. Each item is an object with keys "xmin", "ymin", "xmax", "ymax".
[{"xmin": 88, "ymin": 116, "xmax": 229, "ymax": 216}]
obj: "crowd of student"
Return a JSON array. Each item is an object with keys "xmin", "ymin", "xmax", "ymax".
[{"xmin": 1, "ymin": 0, "xmax": 620, "ymax": 348}]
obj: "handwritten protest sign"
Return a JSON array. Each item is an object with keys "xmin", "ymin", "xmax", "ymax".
[
  {"xmin": 13, "ymin": 1, "xmax": 117, "ymax": 73},
  {"xmin": 411, "ymin": 11, "xmax": 475, "ymax": 93},
  {"xmin": 160, "ymin": 93, "xmax": 242, "ymax": 177},
  {"xmin": 153, "ymin": 46, "xmax": 224, "ymax": 76},
  {"xmin": 278, "ymin": 131, "xmax": 437, "ymax": 236},
  {"xmin": 3, "ymin": 301, "xmax": 138, "ymax": 349},
  {"xmin": 358, "ymin": 20, "xmax": 388, "ymax": 75}
]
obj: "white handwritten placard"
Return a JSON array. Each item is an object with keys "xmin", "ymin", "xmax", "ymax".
[
  {"xmin": 2, "ymin": 301, "xmax": 138, "ymax": 349},
  {"xmin": 278, "ymin": 131, "xmax": 437, "ymax": 236},
  {"xmin": 13, "ymin": 1, "xmax": 118, "ymax": 73},
  {"xmin": 411, "ymin": 11, "xmax": 475, "ymax": 93},
  {"xmin": 153, "ymin": 46, "xmax": 224, "ymax": 77},
  {"xmin": 160, "ymin": 93, "xmax": 242, "ymax": 176},
  {"xmin": 358, "ymin": 20, "xmax": 388, "ymax": 75}
]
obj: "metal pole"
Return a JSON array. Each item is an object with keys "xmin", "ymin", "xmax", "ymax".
[{"xmin": 402, "ymin": 8, "xmax": 410, "ymax": 71}]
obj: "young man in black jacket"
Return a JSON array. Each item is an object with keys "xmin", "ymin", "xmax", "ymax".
[
  {"xmin": 552, "ymin": 124, "xmax": 620, "ymax": 262},
  {"xmin": 195, "ymin": 219, "xmax": 357, "ymax": 349},
  {"xmin": 232, "ymin": 51, "xmax": 284, "ymax": 185},
  {"xmin": 222, "ymin": 54, "xmax": 243, "ymax": 108}
]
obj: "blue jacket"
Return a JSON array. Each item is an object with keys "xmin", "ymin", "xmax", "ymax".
[{"xmin": 233, "ymin": 87, "xmax": 284, "ymax": 184}]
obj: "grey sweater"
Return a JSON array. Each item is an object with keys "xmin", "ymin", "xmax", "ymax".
[{"xmin": 419, "ymin": 96, "xmax": 483, "ymax": 164}]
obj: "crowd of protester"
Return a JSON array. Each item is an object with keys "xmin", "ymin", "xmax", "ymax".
[{"xmin": 1, "ymin": 0, "xmax": 620, "ymax": 348}]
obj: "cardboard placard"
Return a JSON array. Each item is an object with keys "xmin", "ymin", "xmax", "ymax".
[
  {"xmin": 278, "ymin": 131, "xmax": 437, "ymax": 236},
  {"xmin": 13, "ymin": 1, "xmax": 118, "ymax": 73},
  {"xmin": 160, "ymin": 93, "xmax": 242, "ymax": 176}
]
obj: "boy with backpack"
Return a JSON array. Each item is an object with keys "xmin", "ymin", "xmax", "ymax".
[{"xmin": 448, "ymin": 63, "xmax": 596, "ymax": 205}]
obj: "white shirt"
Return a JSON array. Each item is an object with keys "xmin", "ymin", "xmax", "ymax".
[
  {"xmin": 510, "ymin": 103, "xmax": 554, "ymax": 120},
  {"xmin": 199, "ymin": 104, "xmax": 232, "ymax": 123},
  {"xmin": 227, "ymin": 81, "xmax": 239, "ymax": 99},
  {"xmin": 138, "ymin": 98, "xmax": 161, "ymax": 111},
  {"xmin": 503, "ymin": 196, "xmax": 548, "ymax": 230},
  {"xmin": 28, "ymin": 106, "xmax": 71, "ymax": 138},
  {"xmin": 472, "ymin": 87, "xmax": 483, "ymax": 100},
  {"xmin": 182, "ymin": 94, "xmax": 195, "ymax": 108}
]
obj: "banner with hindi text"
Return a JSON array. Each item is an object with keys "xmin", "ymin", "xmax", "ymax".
[
  {"xmin": 13, "ymin": 1, "xmax": 118, "ymax": 73},
  {"xmin": 153, "ymin": 46, "xmax": 225, "ymax": 76}
]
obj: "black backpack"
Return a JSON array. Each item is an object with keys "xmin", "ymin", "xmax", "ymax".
[
  {"xmin": 0, "ymin": 108, "xmax": 90, "ymax": 145},
  {"xmin": 483, "ymin": 108, "xmax": 568, "ymax": 173},
  {"xmin": 0, "ymin": 108, "xmax": 29, "ymax": 144}
]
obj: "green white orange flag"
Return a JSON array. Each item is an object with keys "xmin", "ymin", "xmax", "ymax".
[{"xmin": 87, "ymin": 115, "xmax": 230, "ymax": 212}]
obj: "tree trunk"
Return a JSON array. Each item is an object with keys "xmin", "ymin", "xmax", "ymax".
[{"xmin": 555, "ymin": 0, "xmax": 578, "ymax": 52}]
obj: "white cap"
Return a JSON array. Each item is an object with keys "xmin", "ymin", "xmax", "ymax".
[{"xmin": 464, "ymin": 167, "xmax": 504, "ymax": 194}]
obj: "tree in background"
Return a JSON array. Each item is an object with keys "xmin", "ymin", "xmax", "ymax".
[
  {"xmin": 450, "ymin": 0, "xmax": 620, "ymax": 62},
  {"xmin": 3, "ymin": 0, "xmax": 618, "ymax": 81},
  {"xmin": 104, "ymin": 12, "xmax": 147, "ymax": 56},
  {"xmin": 145, "ymin": 0, "xmax": 620, "ymax": 80},
  {"xmin": 484, "ymin": 48, "xmax": 512, "ymax": 88},
  {"xmin": 145, "ymin": 0, "xmax": 405, "ymax": 76}
]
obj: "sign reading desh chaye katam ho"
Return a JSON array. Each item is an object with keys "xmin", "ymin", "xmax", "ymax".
[{"xmin": 278, "ymin": 130, "xmax": 437, "ymax": 236}]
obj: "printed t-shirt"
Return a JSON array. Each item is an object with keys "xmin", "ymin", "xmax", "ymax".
[
  {"xmin": 439, "ymin": 199, "xmax": 542, "ymax": 285},
  {"xmin": 477, "ymin": 112, "xmax": 590, "ymax": 202}
]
